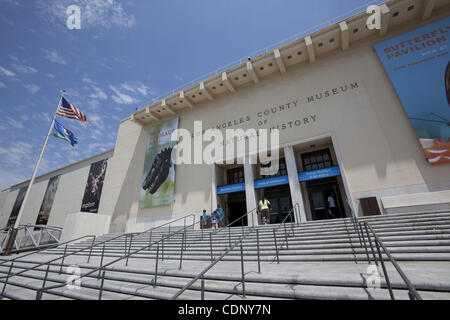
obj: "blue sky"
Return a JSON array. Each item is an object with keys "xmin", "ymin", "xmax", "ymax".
[{"xmin": 0, "ymin": 0, "xmax": 381, "ymax": 190}]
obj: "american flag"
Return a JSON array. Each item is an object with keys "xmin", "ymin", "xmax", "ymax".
[{"xmin": 56, "ymin": 97, "xmax": 88, "ymax": 124}]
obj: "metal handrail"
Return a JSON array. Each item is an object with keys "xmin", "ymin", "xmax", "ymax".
[
  {"xmin": 171, "ymin": 227, "xmax": 255, "ymax": 300},
  {"xmin": 35, "ymin": 216, "xmax": 203, "ymax": 299},
  {"xmin": 343, "ymin": 196, "xmax": 422, "ymax": 300},
  {"xmin": 0, "ymin": 224, "xmax": 63, "ymax": 255},
  {"xmin": 0, "ymin": 213, "xmax": 195, "ymax": 282},
  {"xmin": 0, "ymin": 235, "xmax": 96, "ymax": 267},
  {"xmin": 359, "ymin": 220, "xmax": 422, "ymax": 300},
  {"xmin": 213, "ymin": 208, "xmax": 257, "ymax": 235},
  {"xmin": 38, "ymin": 209, "xmax": 255, "ymax": 299}
]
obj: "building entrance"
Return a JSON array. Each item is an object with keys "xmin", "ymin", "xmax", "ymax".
[
  {"xmin": 262, "ymin": 185, "xmax": 293, "ymax": 224},
  {"xmin": 225, "ymin": 191, "xmax": 247, "ymax": 227},
  {"xmin": 306, "ymin": 177, "xmax": 345, "ymax": 221}
]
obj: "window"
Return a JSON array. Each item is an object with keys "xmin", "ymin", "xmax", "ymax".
[
  {"xmin": 302, "ymin": 149, "xmax": 333, "ymax": 172},
  {"xmin": 227, "ymin": 167, "xmax": 244, "ymax": 184},
  {"xmin": 261, "ymin": 158, "xmax": 287, "ymax": 178}
]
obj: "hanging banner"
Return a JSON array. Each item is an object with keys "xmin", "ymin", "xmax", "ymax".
[
  {"xmin": 35, "ymin": 175, "xmax": 60, "ymax": 226},
  {"xmin": 140, "ymin": 118, "xmax": 179, "ymax": 208},
  {"xmin": 6, "ymin": 186, "xmax": 28, "ymax": 228},
  {"xmin": 374, "ymin": 17, "xmax": 450, "ymax": 165},
  {"xmin": 80, "ymin": 159, "xmax": 108, "ymax": 213}
]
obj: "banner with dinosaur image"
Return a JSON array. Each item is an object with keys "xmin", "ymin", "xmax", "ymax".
[
  {"xmin": 140, "ymin": 118, "xmax": 179, "ymax": 208},
  {"xmin": 374, "ymin": 17, "xmax": 450, "ymax": 165}
]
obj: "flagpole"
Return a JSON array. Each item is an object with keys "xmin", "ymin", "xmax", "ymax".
[{"xmin": 3, "ymin": 90, "xmax": 66, "ymax": 255}]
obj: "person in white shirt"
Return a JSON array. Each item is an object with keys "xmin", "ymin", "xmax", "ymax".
[{"xmin": 327, "ymin": 193, "xmax": 336, "ymax": 219}]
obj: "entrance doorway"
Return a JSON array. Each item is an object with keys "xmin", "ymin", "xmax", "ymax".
[
  {"xmin": 225, "ymin": 191, "xmax": 247, "ymax": 227},
  {"xmin": 306, "ymin": 177, "xmax": 345, "ymax": 221},
  {"xmin": 263, "ymin": 185, "xmax": 293, "ymax": 224}
]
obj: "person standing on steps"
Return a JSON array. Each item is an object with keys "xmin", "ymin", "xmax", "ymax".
[
  {"xmin": 211, "ymin": 210, "xmax": 218, "ymax": 229},
  {"xmin": 258, "ymin": 197, "xmax": 271, "ymax": 225},
  {"xmin": 327, "ymin": 192, "xmax": 337, "ymax": 219},
  {"xmin": 201, "ymin": 209, "xmax": 209, "ymax": 229},
  {"xmin": 217, "ymin": 205, "xmax": 224, "ymax": 228}
]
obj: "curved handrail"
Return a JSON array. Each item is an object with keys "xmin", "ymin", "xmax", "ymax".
[
  {"xmin": 35, "ymin": 217, "xmax": 204, "ymax": 298},
  {"xmin": 0, "ymin": 213, "xmax": 195, "ymax": 281},
  {"xmin": 171, "ymin": 227, "xmax": 256, "ymax": 300}
]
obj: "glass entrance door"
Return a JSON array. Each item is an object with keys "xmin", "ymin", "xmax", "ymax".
[{"xmin": 306, "ymin": 177, "xmax": 345, "ymax": 221}]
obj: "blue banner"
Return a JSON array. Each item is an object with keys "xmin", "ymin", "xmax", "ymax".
[
  {"xmin": 217, "ymin": 183, "xmax": 245, "ymax": 195},
  {"xmin": 254, "ymin": 175, "xmax": 289, "ymax": 189},
  {"xmin": 298, "ymin": 166, "xmax": 341, "ymax": 182}
]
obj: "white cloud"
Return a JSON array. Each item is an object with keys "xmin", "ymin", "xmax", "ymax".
[
  {"xmin": 43, "ymin": 49, "xmax": 67, "ymax": 65},
  {"xmin": 0, "ymin": 81, "xmax": 5, "ymax": 88},
  {"xmin": 37, "ymin": 0, "xmax": 135, "ymax": 30},
  {"xmin": 0, "ymin": 65, "xmax": 16, "ymax": 77},
  {"xmin": 46, "ymin": 73, "xmax": 55, "ymax": 78},
  {"xmin": 6, "ymin": 116, "xmax": 24, "ymax": 129},
  {"xmin": 24, "ymin": 83, "xmax": 41, "ymax": 94},
  {"xmin": 121, "ymin": 82, "xmax": 155, "ymax": 97},
  {"xmin": 8, "ymin": 54, "xmax": 19, "ymax": 62},
  {"xmin": 12, "ymin": 64, "xmax": 38, "ymax": 74},
  {"xmin": 109, "ymin": 85, "xmax": 137, "ymax": 104},
  {"xmin": 90, "ymin": 85, "xmax": 108, "ymax": 100}
]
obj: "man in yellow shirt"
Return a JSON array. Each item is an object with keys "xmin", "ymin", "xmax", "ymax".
[{"xmin": 258, "ymin": 197, "xmax": 271, "ymax": 225}]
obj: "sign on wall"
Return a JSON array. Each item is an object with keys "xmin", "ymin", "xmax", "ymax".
[
  {"xmin": 81, "ymin": 159, "xmax": 108, "ymax": 213},
  {"xmin": 140, "ymin": 118, "xmax": 179, "ymax": 208},
  {"xmin": 6, "ymin": 186, "xmax": 28, "ymax": 228},
  {"xmin": 35, "ymin": 175, "xmax": 60, "ymax": 226},
  {"xmin": 374, "ymin": 17, "xmax": 450, "ymax": 165}
]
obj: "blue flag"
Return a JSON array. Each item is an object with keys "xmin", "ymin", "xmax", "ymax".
[{"xmin": 52, "ymin": 119, "xmax": 78, "ymax": 147}]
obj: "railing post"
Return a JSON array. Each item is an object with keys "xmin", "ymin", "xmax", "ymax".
[
  {"xmin": 87, "ymin": 236, "xmax": 96, "ymax": 264},
  {"xmin": 363, "ymin": 222, "xmax": 378, "ymax": 267},
  {"xmin": 273, "ymin": 229, "xmax": 280, "ymax": 264},
  {"xmin": 291, "ymin": 217, "xmax": 295, "ymax": 236},
  {"xmin": 98, "ymin": 243, "xmax": 106, "ymax": 279},
  {"xmin": 201, "ymin": 276, "xmax": 205, "ymax": 300},
  {"xmin": 179, "ymin": 232, "xmax": 185, "ymax": 270},
  {"xmin": 284, "ymin": 223, "xmax": 289, "ymax": 249},
  {"xmin": 0, "ymin": 262, "xmax": 14, "ymax": 300},
  {"xmin": 98, "ymin": 268, "xmax": 106, "ymax": 300},
  {"xmin": 124, "ymin": 235, "xmax": 128, "ymax": 256},
  {"xmin": 256, "ymin": 229, "xmax": 261, "ymax": 274},
  {"xmin": 169, "ymin": 224, "xmax": 171, "ymax": 235},
  {"xmin": 59, "ymin": 245, "xmax": 68, "ymax": 274},
  {"xmin": 148, "ymin": 231, "xmax": 153, "ymax": 252},
  {"xmin": 153, "ymin": 243, "xmax": 159, "ymax": 287},
  {"xmin": 358, "ymin": 222, "xmax": 370, "ymax": 263},
  {"xmin": 210, "ymin": 233, "xmax": 213, "ymax": 263},
  {"xmin": 161, "ymin": 235, "xmax": 165, "ymax": 261},
  {"xmin": 373, "ymin": 237, "xmax": 395, "ymax": 300},
  {"xmin": 251, "ymin": 211, "xmax": 254, "ymax": 228},
  {"xmin": 126, "ymin": 235, "xmax": 133, "ymax": 266},
  {"xmin": 229, "ymin": 228, "xmax": 231, "ymax": 248},
  {"xmin": 240, "ymin": 242, "xmax": 246, "ymax": 298}
]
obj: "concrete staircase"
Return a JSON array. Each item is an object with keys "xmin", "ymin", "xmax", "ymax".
[{"xmin": 1, "ymin": 211, "xmax": 450, "ymax": 300}]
